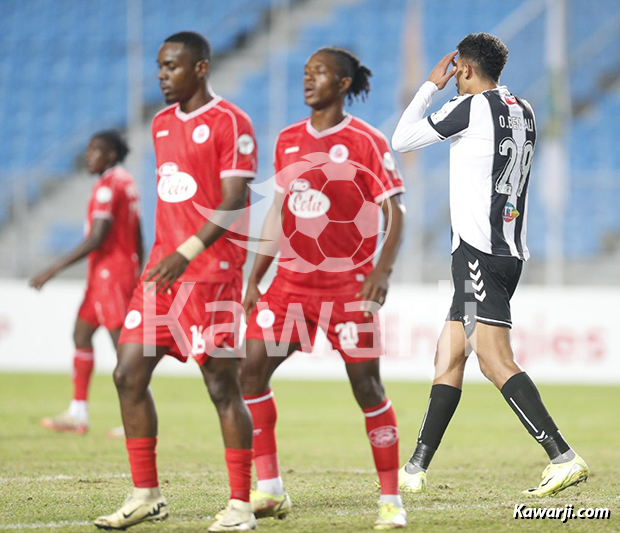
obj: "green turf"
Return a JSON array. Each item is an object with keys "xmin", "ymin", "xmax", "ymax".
[{"xmin": 0, "ymin": 373, "xmax": 618, "ymax": 532}]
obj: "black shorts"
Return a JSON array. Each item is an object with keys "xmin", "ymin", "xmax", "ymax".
[{"xmin": 448, "ymin": 240, "xmax": 523, "ymax": 338}]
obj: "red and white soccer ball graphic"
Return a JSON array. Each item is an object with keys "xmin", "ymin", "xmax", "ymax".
[{"xmin": 277, "ymin": 151, "xmax": 390, "ymax": 274}]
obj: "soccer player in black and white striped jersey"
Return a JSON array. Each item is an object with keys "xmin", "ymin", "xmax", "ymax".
[{"xmin": 392, "ymin": 33, "xmax": 588, "ymax": 497}]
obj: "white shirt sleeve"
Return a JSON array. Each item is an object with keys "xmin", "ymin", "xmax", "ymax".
[{"xmin": 392, "ymin": 81, "xmax": 443, "ymax": 153}]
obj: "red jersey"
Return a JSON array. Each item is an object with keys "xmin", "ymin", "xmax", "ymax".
[
  {"xmin": 86, "ymin": 166, "xmax": 141, "ymax": 284},
  {"xmin": 148, "ymin": 96, "xmax": 257, "ymax": 282},
  {"xmin": 273, "ymin": 115, "xmax": 405, "ymax": 295}
]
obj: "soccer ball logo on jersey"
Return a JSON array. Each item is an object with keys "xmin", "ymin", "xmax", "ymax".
[
  {"xmin": 157, "ymin": 162, "xmax": 198, "ymax": 203},
  {"xmin": 503, "ymin": 202, "xmax": 520, "ymax": 222}
]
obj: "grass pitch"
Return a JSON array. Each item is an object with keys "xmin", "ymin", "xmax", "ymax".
[{"xmin": 0, "ymin": 373, "xmax": 617, "ymax": 532}]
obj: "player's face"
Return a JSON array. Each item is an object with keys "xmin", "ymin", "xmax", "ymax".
[
  {"xmin": 304, "ymin": 53, "xmax": 346, "ymax": 109},
  {"xmin": 85, "ymin": 137, "xmax": 115, "ymax": 175},
  {"xmin": 454, "ymin": 56, "xmax": 466, "ymax": 95},
  {"xmin": 157, "ymin": 43, "xmax": 204, "ymax": 104}
]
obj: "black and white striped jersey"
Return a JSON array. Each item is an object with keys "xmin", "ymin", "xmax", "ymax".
[{"xmin": 392, "ymin": 81, "xmax": 537, "ymax": 260}]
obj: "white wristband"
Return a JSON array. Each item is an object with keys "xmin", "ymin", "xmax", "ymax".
[{"xmin": 176, "ymin": 235, "xmax": 206, "ymax": 262}]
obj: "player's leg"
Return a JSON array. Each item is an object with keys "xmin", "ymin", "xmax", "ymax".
[
  {"xmin": 105, "ymin": 328, "xmax": 126, "ymax": 439},
  {"xmin": 345, "ymin": 359, "xmax": 406, "ymax": 530},
  {"xmin": 41, "ymin": 317, "xmax": 98, "ymax": 434},
  {"xmin": 94, "ymin": 342, "xmax": 169, "ymax": 530},
  {"xmin": 472, "ymin": 323, "xmax": 588, "ymax": 496},
  {"xmin": 400, "ymin": 320, "xmax": 472, "ymax": 491},
  {"xmin": 238, "ymin": 338, "xmax": 298, "ymax": 519},
  {"xmin": 200, "ymin": 356, "xmax": 256, "ymax": 532}
]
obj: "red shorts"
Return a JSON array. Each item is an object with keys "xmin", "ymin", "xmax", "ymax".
[
  {"xmin": 245, "ymin": 276, "xmax": 383, "ymax": 363},
  {"xmin": 78, "ymin": 278, "xmax": 135, "ymax": 331},
  {"xmin": 118, "ymin": 275, "xmax": 242, "ymax": 365}
]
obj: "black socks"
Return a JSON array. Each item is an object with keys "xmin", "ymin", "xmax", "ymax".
[
  {"xmin": 408, "ymin": 384, "xmax": 462, "ymax": 472},
  {"xmin": 501, "ymin": 372, "xmax": 571, "ymax": 461}
]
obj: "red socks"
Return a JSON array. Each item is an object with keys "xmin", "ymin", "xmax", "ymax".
[
  {"xmin": 72, "ymin": 349, "xmax": 94, "ymax": 401},
  {"xmin": 126, "ymin": 437, "xmax": 158, "ymax": 488},
  {"xmin": 363, "ymin": 398, "xmax": 399, "ymax": 495},
  {"xmin": 243, "ymin": 390, "xmax": 280, "ymax": 481},
  {"xmin": 225, "ymin": 448, "xmax": 252, "ymax": 502}
]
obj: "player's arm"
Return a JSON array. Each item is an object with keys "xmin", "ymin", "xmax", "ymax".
[
  {"xmin": 392, "ymin": 51, "xmax": 458, "ymax": 153},
  {"xmin": 136, "ymin": 221, "xmax": 144, "ymax": 269},
  {"xmin": 145, "ymin": 176, "xmax": 251, "ymax": 294},
  {"xmin": 243, "ymin": 191, "xmax": 285, "ymax": 319},
  {"xmin": 29, "ymin": 217, "xmax": 112, "ymax": 290},
  {"xmin": 356, "ymin": 194, "xmax": 405, "ymax": 316}
]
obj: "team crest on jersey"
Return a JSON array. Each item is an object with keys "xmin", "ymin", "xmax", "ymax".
[
  {"xmin": 192, "ymin": 124, "xmax": 210, "ymax": 144},
  {"xmin": 287, "ymin": 179, "xmax": 331, "ymax": 219},
  {"xmin": 329, "ymin": 144, "xmax": 349, "ymax": 163},
  {"xmin": 237, "ymin": 134, "xmax": 255, "ymax": 155},
  {"xmin": 503, "ymin": 202, "xmax": 520, "ymax": 222},
  {"xmin": 157, "ymin": 162, "xmax": 198, "ymax": 203},
  {"xmin": 382, "ymin": 152, "xmax": 396, "ymax": 171},
  {"xmin": 505, "ymin": 95, "xmax": 518, "ymax": 105},
  {"xmin": 96, "ymin": 186, "xmax": 113, "ymax": 204}
]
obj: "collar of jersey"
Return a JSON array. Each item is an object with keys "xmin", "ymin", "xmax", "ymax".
[
  {"xmin": 305, "ymin": 113, "xmax": 352, "ymax": 139},
  {"xmin": 98, "ymin": 165, "xmax": 119, "ymax": 181},
  {"xmin": 174, "ymin": 95, "xmax": 222, "ymax": 122}
]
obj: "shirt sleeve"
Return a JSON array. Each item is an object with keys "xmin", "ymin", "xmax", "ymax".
[
  {"xmin": 217, "ymin": 110, "xmax": 258, "ymax": 179},
  {"xmin": 392, "ymin": 81, "xmax": 473, "ymax": 152},
  {"xmin": 362, "ymin": 131, "xmax": 406, "ymax": 204},
  {"xmin": 90, "ymin": 182, "xmax": 116, "ymax": 219},
  {"xmin": 273, "ymin": 134, "xmax": 286, "ymax": 194}
]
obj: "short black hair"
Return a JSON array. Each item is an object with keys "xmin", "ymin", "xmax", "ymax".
[
  {"xmin": 316, "ymin": 47, "xmax": 372, "ymax": 105},
  {"xmin": 457, "ymin": 33, "xmax": 508, "ymax": 83},
  {"xmin": 93, "ymin": 131, "xmax": 130, "ymax": 163},
  {"xmin": 164, "ymin": 31, "xmax": 212, "ymax": 64}
]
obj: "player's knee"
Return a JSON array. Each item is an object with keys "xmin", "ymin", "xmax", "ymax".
[
  {"xmin": 207, "ymin": 378, "xmax": 236, "ymax": 411},
  {"xmin": 73, "ymin": 327, "xmax": 93, "ymax": 350},
  {"xmin": 113, "ymin": 363, "xmax": 146, "ymax": 397},
  {"xmin": 351, "ymin": 375, "xmax": 385, "ymax": 407},
  {"xmin": 238, "ymin": 361, "xmax": 268, "ymax": 395}
]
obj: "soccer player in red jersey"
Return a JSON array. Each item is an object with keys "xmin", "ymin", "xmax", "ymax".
[
  {"xmin": 241, "ymin": 47, "xmax": 407, "ymax": 530},
  {"xmin": 94, "ymin": 33, "xmax": 257, "ymax": 532},
  {"xmin": 31, "ymin": 131, "xmax": 142, "ymax": 435}
]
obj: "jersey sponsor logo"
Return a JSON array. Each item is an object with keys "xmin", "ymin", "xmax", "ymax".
[
  {"xmin": 430, "ymin": 107, "xmax": 450, "ymax": 123},
  {"xmin": 157, "ymin": 162, "xmax": 198, "ymax": 203},
  {"xmin": 505, "ymin": 95, "xmax": 517, "ymax": 105},
  {"xmin": 95, "ymin": 186, "xmax": 113, "ymax": 204},
  {"xmin": 256, "ymin": 309, "xmax": 276, "ymax": 329},
  {"xmin": 368, "ymin": 425, "xmax": 399, "ymax": 448},
  {"xmin": 155, "ymin": 130, "xmax": 169, "ymax": 138},
  {"xmin": 287, "ymin": 179, "xmax": 331, "ymax": 219},
  {"xmin": 382, "ymin": 152, "xmax": 396, "ymax": 171},
  {"xmin": 192, "ymin": 124, "xmax": 210, "ymax": 144},
  {"xmin": 237, "ymin": 133, "xmax": 255, "ymax": 155},
  {"xmin": 124, "ymin": 310, "xmax": 142, "ymax": 330},
  {"xmin": 329, "ymin": 144, "xmax": 349, "ymax": 163},
  {"xmin": 503, "ymin": 202, "xmax": 520, "ymax": 222}
]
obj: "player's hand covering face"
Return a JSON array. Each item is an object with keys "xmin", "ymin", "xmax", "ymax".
[
  {"xmin": 303, "ymin": 52, "xmax": 351, "ymax": 109},
  {"xmin": 157, "ymin": 42, "xmax": 207, "ymax": 104},
  {"xmin": 427, "ymin": 50, "xmax": 458, "ymax": 92}
]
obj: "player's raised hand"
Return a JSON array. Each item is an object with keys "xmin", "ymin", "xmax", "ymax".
[
  {"xmin": 356, "ymin": 268, "xmax": 390, "ymax": 318},
  {"xmin": 29, "ymin": 268, "xmax": 57, "ymax": 290},
  {"xmin": 428, "ymin": 50, "xmax": 458, "ymax": 90},
  {"xmin": 145, "ymin": 252, "xmax": 188, "ymax": 294},
  {"xmin": 243, "ymin": 281, "xmax": 261, "ymax": 321}
]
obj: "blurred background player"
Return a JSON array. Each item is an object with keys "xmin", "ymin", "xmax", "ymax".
[
  {"xmin": 31, "ymin": 131, "xmax": 142, "ymax": 435},
  {"xmin": 392, "ymin": 33, "xmax": 588, "ymax": 497},
  {"xmin": 94, "ymin": 32, "xmax": 257, "ymax": 532},
  {"xmin": 241, "ymin": 47, "xmax": 407, "ymax": 530}
]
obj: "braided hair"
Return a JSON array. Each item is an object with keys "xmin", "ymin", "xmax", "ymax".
[
  {"xmin": 317, "ymin": 47, "xmax": 372, "ymax": 104},
  {"xmin": 93, "ymin": 131, "xmax": 130, "ymax": 163}
]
